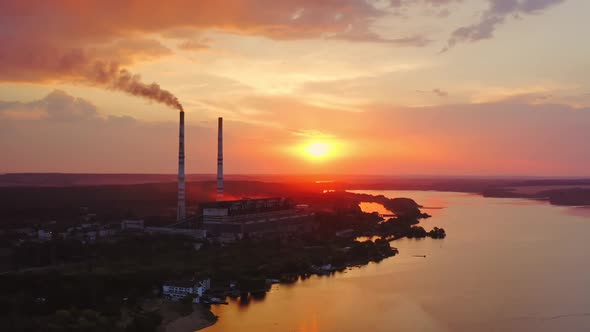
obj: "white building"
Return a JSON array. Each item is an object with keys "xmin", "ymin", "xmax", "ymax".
[
  {"xmin": 195, "ymin": 279, "xmax": 211, "ymax": 298},
  {"xmin": 162, "ymin": 279, "xmax": 211, "ymax": 303}
]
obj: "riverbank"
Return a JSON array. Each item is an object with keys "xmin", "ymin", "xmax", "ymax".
[
  {"xmin": 0, "ymin": 189, "xmax": 446, "ymax": 332},
  {"xmin": 185, "ymin": 191, "xmax": 446, "ymax": 331},
  {"xmin": 139, "ymin": 298, "xmax": 217, "ymax": 332},
  {"xmin": 159, "ymin": 304, "xmax": 216, "ymax": 332},
  {"xmin": 203, "ymin": 190, "xmax": 590, "ymax": 332}
]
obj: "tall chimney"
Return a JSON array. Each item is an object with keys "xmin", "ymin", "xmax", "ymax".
[
  {"xmin": 177, "ymin": 111, "xmax": 186, "ymax": 221},
  {"xmin": 216, "ymin": 117, "xmax": 224, "ymax": 200}
]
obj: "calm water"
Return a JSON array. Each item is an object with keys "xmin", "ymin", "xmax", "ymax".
[{"xmin": 204, "ymin": 191, "xmax": 590, "ymax": 332}]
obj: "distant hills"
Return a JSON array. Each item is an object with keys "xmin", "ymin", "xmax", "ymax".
[{"xmin": 2, "ymin": 173, "xmax": 590, "ymax": 188}]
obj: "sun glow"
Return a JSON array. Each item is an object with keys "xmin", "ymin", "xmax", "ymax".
[
  {"xmin": 287, "ymin": 136, "xmax": 348, "ymax": 163},
  {"xmin": 305, "ymin": 142, "xmax": 330, "ymax": 158},
  {"xmin": 299, "ymin": 141, "xmax": 339, "ymax": 161}
]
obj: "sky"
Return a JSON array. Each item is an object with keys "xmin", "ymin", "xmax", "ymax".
[{"xmin": 1, "ymin": 0, "xmax": 589, "ymax": 176}]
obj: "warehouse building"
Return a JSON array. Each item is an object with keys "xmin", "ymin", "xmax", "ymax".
[{"xmin": 201, "ymin": 198, "xmax": 314, "ymax": 240}]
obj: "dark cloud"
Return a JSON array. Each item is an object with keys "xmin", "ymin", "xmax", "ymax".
[{"xmin": 443, "ymin": 0, "xmax": 566, "ymax": 51}]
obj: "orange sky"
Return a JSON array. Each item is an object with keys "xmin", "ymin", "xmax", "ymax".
[{"xmin": 1, "ymin": 0, "xmax": 589, "ymax": 176}]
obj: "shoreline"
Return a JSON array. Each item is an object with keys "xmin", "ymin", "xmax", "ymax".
[
  {"xmin": 0, "ymin": 189, "xmax": 445, "ymax": 332},
  {"xmin": 189, "ymin": 195, "xmax": 445, "ymax": 331},
  {"xmin": 160, "ymin": 304, "xmax": 216, "ymax": 332},
  {"xmin": 192, "ymin": 231, "xmax": 436, "ymax": 331},
  {"xmin": 141, "ymin": 299, "xmax": 217, "ymax": 332}
]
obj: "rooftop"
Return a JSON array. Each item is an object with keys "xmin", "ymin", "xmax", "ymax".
[
  {"xmin": 201, "ymin": 198, "xmax": 294, "ymax": 215},
  {"xmin": 163, "ymin": 279, "xmax": 195, "ymax": 289}
]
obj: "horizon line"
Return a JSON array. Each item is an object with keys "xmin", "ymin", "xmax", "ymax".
[{"xmin": 2, "ymin": 172, "xmax": 590, "ymax": 180}]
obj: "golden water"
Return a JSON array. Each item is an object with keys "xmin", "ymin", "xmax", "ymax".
[{"xmin": 204, "ymin": 190, "xmax": 590, "ymax": 332}]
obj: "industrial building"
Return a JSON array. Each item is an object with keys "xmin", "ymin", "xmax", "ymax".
[
  {"xmin": 144, "ymin": 226, "xmax": 206, "ymax": 239},
  {"xmin": 201, "ymin": 198, "xmax": 314, "ymax": 240},
  {"xmin": 170, "ymin": 116, "xmax": 315, "ymax": 241}
]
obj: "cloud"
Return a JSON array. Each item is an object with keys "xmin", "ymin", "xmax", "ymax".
[
  {"xmin": 0, "ymin": 0, "xmax": 465, "ymax": 84},
  {"xmin": 388, "ymin": 0, "xmax": 463, "ymax": 7},
  {"xmin": 417, "ymin": 88, "xmax": 449, "ymax": 97},
  {"xmin": 0, "ymin": 90, "xmax": 98, "ymax": 122},
  {"xmin": 443, "ymin": 0, "xmax": 566, "ymax": 51},
  {"xmin": 291, "ymin": 129, "xmax": 335, "ymax": 138},
  {"xmin": 177, "ymin": 40, "xmax": 211, "ymax": 52},
  {"xmin": 327, "ymin": 27, "xmax": 432, "ymax": 46},
  {"xmin": 432, "ymin": 88, "xmax": 449, "ymax": 97},
  {"xmin": 0, "ymin": 90, "xmax": 144, "ymax": 125},
  {"xmin": 0, "ymin": 90, "xmax": 286, "ymax": 174},
  {"xmin": 0, "ymin": 90, "xmax": 185, "ymax": 173},
  {"xmin": 193, "ymin": 93, "xmax": 590, "ymax": 175},
  {"xmin": 0, "ymin": 0, "xmax": 563, "ymax": 85},
  {"xmin": 97, "ymin": 38, "xmax": 173, "ymax": 62},
  {"xmin": 2, "ymin": 89, "xmax": 590, "ymax": 175}
]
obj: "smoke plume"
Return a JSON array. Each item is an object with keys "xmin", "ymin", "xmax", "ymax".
[
  {"xmin": 88, "ymin": 61, "xmax": 183, "ymax": 112},
  {"xmin": 0, "ymin": 43, "xmax": 183, "ymax": 112}
]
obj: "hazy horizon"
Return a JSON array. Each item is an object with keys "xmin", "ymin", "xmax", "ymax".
[{"xmin": 2, "ymin": 172, "xmax": 590, "ymax": 179}]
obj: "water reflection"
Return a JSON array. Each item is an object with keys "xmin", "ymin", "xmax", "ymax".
[
  {"xmin": 566, "ymin": 206, "xmax": 590, "ymax": 218},
  {"xmin": 355, "ymin": 235, "xmax": 383, "ymax": 242},
  {"xmin": 233, "ymin": 293, "xmax": 265, "ymax": 307},
  {"xmin": 358, "ymin": 201, "xmax": 394, "ymax": 215},
  {"xmin": 205, "ymin": 191, "xmax": 590, "ymax": 332},
  {"xmin": 351, "ymin": 190, "xmax": 455, "ymax": 218}
]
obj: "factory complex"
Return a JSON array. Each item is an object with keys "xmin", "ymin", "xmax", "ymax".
[
  {"xmin": 201, "ymin": 198, "xmax": 314, "ymax": 241},
  {"xmin": 20, "ymin": 115, "xmax": 316, "ymax": 245},
  {"xmin": 169, "ymin": 114, "xmax": 315, "ymax": 242}
]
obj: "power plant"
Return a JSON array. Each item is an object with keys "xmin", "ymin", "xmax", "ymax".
[
  {"xmin": 169, "ymin": 114, "xmax": 313, "ymax": 241},
  {"xmin": 217, "ymin": 117, "xmax": 224, "ymax": 200},
  {"xmin": 177, "ymin": 111, "xmax": 186, "ymax": 221},
  {"xmin": 176, "ymin": 114, "xmax": 222, "ymax": 222}
]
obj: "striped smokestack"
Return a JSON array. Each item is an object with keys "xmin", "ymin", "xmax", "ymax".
[
  {"xmin": 177, "ymin": 111, "xmax": 186, "ymax": 221},
  {"xmin": 216, "ymin": 117, "xmax": 224, "ymax": 200}
]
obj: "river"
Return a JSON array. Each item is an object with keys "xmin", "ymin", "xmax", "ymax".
[{"xmin": 203, "ymin": 190, "xmax": 590, "ymax": 332}]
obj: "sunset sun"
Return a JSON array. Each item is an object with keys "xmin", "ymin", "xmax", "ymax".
[{"xmin": 304, "ymin": 141, "xmax": 331, "ymax": 159}]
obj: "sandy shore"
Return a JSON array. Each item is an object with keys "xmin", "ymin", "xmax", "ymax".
[
  {"xmin": 141, "ymin": 299, "xmax": 217, "ymax": 332},
  {"xmin": 163, "ymin": 307, "xmax": 216, "ymax": 332}
]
